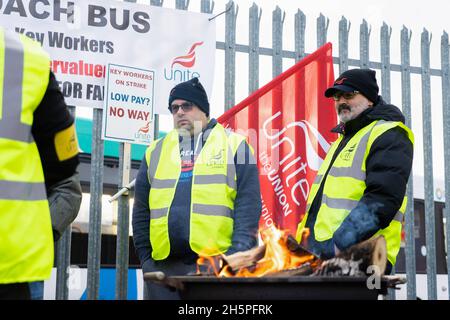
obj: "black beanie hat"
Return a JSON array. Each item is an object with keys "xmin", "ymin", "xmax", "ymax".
[
  {"xmin": 324, "ymin": 69, "xmax": 379, "ymax": 103},
  {"xmin": 168, "ymin": 77, "xmax": 210, "ymax": 116}
]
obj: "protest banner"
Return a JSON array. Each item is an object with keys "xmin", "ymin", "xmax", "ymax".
[
  {"xmin": 0, "ymin": 0, "xmax": 215, "ymax": 114},
  {"xmin": 218, "ymin": 43, "xmax": 337, "ymax": 235},
  {"xmin": 102, "ymin": 64, "xmax": 154, "ymax": 145}
]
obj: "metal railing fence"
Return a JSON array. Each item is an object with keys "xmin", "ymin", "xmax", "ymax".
[{"xmin": 56, "ymin": 0, "xmax": 450, "ymax": 300}]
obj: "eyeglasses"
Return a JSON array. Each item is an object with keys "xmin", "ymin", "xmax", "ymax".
[
  {"xmin": 169, "ymin": 101, "xmax": 195, "ymax": 114},
  {"xmin": 332, "ymin": 91, "xmax": 359, "ymax": 101}
]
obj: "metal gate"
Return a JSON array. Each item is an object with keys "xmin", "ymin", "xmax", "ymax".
[{"xmin": 54, "ymin": 0, "xmax": 450, "ymax": 300}]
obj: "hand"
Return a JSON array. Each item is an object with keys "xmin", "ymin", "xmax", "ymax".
[{"xmin": 320, "ymin": 239, "xmax": 338, "ymax": 260}]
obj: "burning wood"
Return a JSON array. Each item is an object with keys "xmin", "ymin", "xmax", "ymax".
[
  {"xmin": 221, "ymin": 245, "xmax": 266, "ymax": 272},
  {"xmin": 197, "ymin": 227, "xmax": 319, "ymax": 277},
  {"xmin": 314, "ymin": 236, "xmax": 387, "ymax": 276},
  {"xmin": 196, "ymin": 227, "xmax": 387, "ymax": 278},
  {"xmin": 269, "ymin": 263, "xmax": 314, "ymax": 277}
]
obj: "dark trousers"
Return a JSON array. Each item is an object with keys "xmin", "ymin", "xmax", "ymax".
[{"xmin": 0, "ymin": 283, "xmax": 31, "ymax": 300}]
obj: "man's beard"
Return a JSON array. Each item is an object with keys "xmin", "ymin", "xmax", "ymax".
[
  {"xmin": 337, "ymin": 103, "xmax": 352, "ymax": 123},
  {"xmin": 338, "ymin": 103, "xmax": 351, "ymax": 114},
  {"xmin": 176, "ymin": 120, "xmax": 193, "ymax": 135}
]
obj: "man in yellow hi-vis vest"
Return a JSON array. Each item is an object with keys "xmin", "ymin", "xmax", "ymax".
[
  {"xmin": 132, "ymin": 77, "xmax": 262, "ymax": 299},
  {"xmin": 295, "ymin": 69, "xmax": 414, "ymax": 275},
  {"xmin": 0, "ymin": 27, "xmax": 81, "ymax": 299}
]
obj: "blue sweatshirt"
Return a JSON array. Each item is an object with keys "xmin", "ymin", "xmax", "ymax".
[{"xmin": 132, "ymin": 119, "xmax": 262, "ymax": 265}]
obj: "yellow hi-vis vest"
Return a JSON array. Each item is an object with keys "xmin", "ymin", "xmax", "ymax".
[
  {"xmin": 296, "ymin": 120, "xmax": 414, "ymax": 266},
  {"xmin": 0, "ymin": 28, "xmax": 53, "ymax": 283},
  {"xmin": 146, "ymin": 123, "xmax": 247, "ymax": 260}
]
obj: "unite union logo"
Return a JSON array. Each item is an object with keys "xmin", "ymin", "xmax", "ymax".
[
  {"xmin": 340, "ymin": 143, "xmax": 356, "ymax": 161},
  {"xmin": 135, "ymin": 121, "xmax": 152, "ymax": 141},
  {"xmin": 164, "ymin": 42, "xmax": 203, "ymax": 82},
  {"xmin": 171, "ymin": 41, "xmax": 204, "ymax": 68},
  {"xmin": 207, "ymin": 148, "xmax": 225, "ymax": 167},
  {"xmin": 138, "ymin": 121, "xmax": 150, "ymax": 133},
  {"xmin": 334, "ymin": 77, "xmax": 347, "ymax": 85}
]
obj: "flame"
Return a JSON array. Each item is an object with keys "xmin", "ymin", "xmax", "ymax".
[
  {"xmin": 196, "ymin": 255, "xmax": 223, "ymax": 275},
  {"xmin": 197, "ymin": 226, "xmax": 316, "ymax": 277}
]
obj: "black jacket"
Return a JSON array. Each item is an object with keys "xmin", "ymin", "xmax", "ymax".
[
  {"xmin": 305, "ymin": 97, "xmax": 413, "ymax": 270},
  {"xmin": 32, "ymin": 71, "xmax": 81, "ymax": 240},
  {"xmin": 32, "ymin": 71, "xmax": 80, "ymax": 188}
]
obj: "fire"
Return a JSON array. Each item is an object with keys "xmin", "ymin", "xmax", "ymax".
[
  {"xmin": 197, "ymin": 226, "xmax": 316, "ymax": 277},
  {"xmin": 298, "ymin": 227, "xmax": 310, "ymax": 248}
]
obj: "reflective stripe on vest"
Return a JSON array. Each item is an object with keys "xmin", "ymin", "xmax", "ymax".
[
  {"xmin": 296, "ymin": 120, "xmax": 414, "ymax": 266},
  {"xmin": 0, "ymin": 31, "xmax": 32, "ymax": 142},
  {"xmin": 0, "ymin": 28, "xmax": 53, "ymax": 284},
  {"xmin": 0, "ymin": 180, "xmax": 47, "ymax": 201},
  {"xmin": 146, "ymin": 123, "xmax": 246, "ymax": 260}
]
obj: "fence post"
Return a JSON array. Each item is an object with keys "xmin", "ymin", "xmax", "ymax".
[
  {"xmin": 111, "ymin": 0, "xmax": 140, "ymax": 301},
  {"xmin": 380, "ymin": 22, "xmax": 392, "ymax": 103},
  {"xmin": 201, "ymin": 0, "xmax": 214, "ymax": 13},
  {"xmin": 380, "ymin": 21, "xmax": 395, "ymax": 299},
  {"xmin": 150, "ymin": 0, "xmax": 163, "ymax": 139},
  {"xmin": 272, "ymin": 6, "xmax": 284, "ymax": 77},
  {"xmin": 316, "ymin": 13, "xmax": 328, "ymax": 48},
  {"xmin": 421, "ymin": 28, "xmax": 437, "ymax": 300},
  {"xmin": 150, "ymin": 0, "xmax": 163, "ymax": 6},
  {"xmin": 338, "ymin": 16, "xmax": 350, "ymax": 73},
  {"xmin": 249, "ymin": 3, "xmax": 261, "ymax": 94},
  {"xmin": 55, "ymin": 105, "xmax": 76, "ymax": 300},
  {"xmin": 225, "ymin": 1, "xmax": 237, "ymax": 111},
  {"xmin": 294, "ymin": 10, "xmax": 306, "ymax": 63},
  {"xmin": 55, "ymin": 224, "xmax": 72, "ymax": 300},
  {"xmin": 360, "ymin": 19, "xmax": 370, "ymax": 68},
  {"xmin": 440, "ymin": 31, "xmax": 450, "ymax": 300},
  {"xmin": 86, "ymin": 109, "xmax": 104, "ymax": 300},
  {"xmin": 175, "ymin": 0, "xmax": 189, "ymax": 10},
  {"xmin": 401, "ymin": 26, "xmax": 417, "ymax": 300},
  {"xmin": 115, "ymin": 142, "xmax": 131, "ymax": 300}
]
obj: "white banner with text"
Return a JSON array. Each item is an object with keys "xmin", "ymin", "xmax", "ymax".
[{"xmin": 0, "ymin": 0, "xmax": 216, "ymax": 114}]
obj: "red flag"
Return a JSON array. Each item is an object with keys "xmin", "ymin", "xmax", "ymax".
[{"xmin": 218, "ymin": 43, "xmax": 337, "ymax": 236}]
